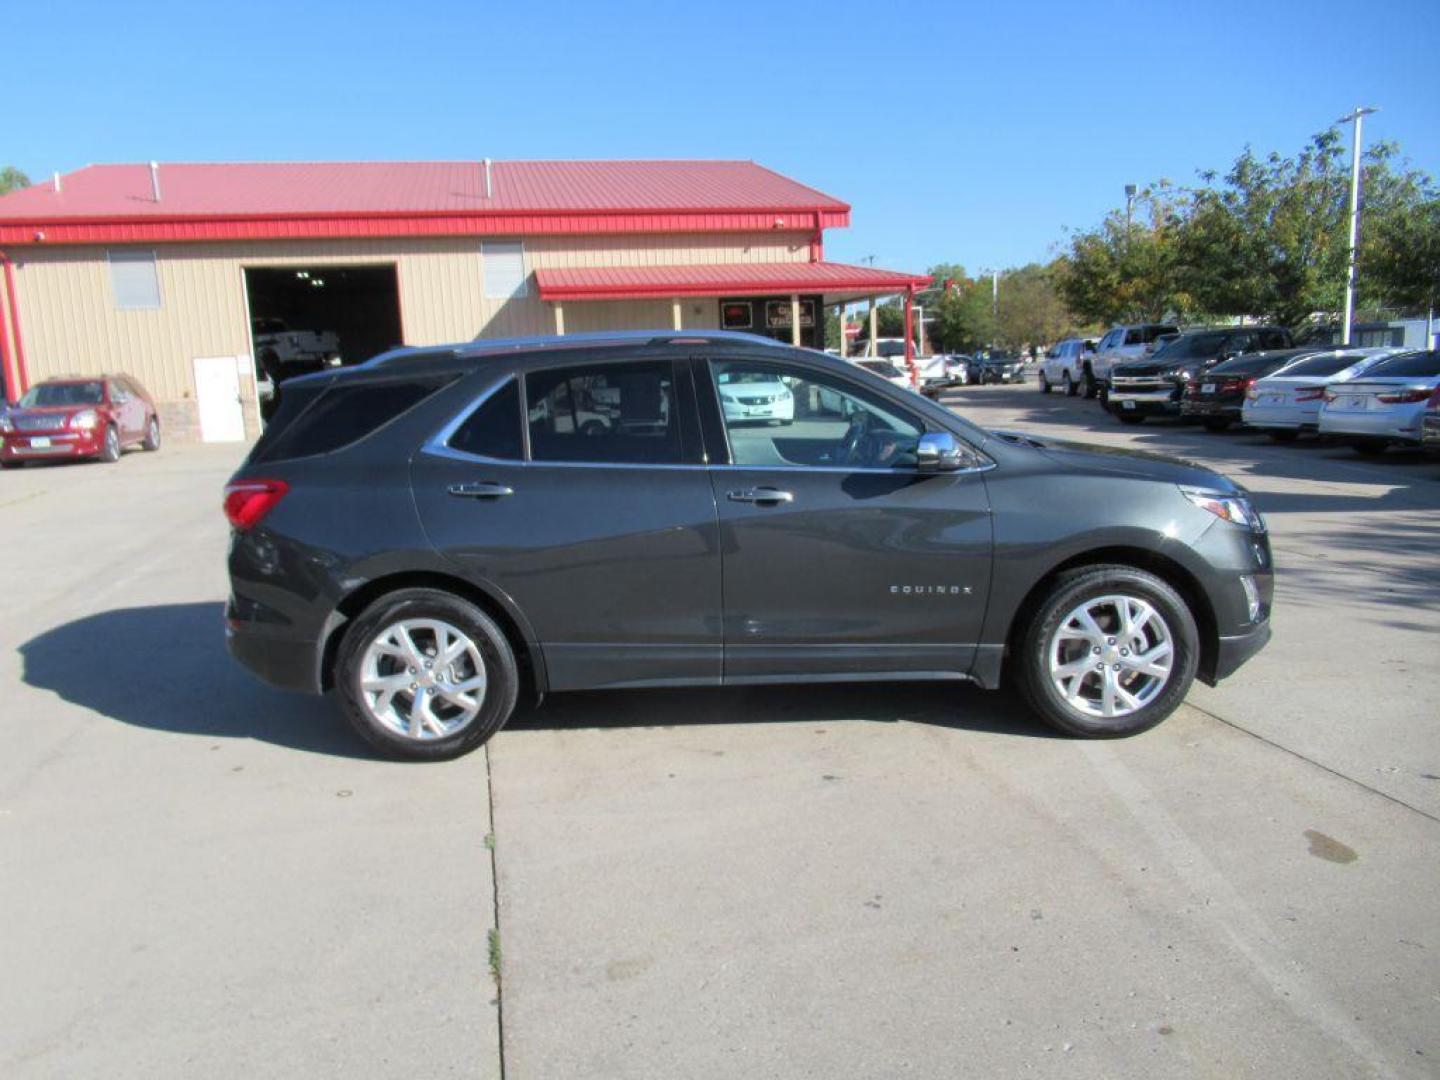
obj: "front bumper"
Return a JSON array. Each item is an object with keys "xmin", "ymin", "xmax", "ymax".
[
  {"xmin": 1212, "ymin": 620, "xmax": 1273, "ymax": 682},
  {"xmin": 1, "ymin": 430, "xmax": 105, "ymax": 460},
  {"xmin": 722, "ymin": 399, "xmax": 795, "ymax": 422},
  {"xmin": 1107, "ymin": 394, "xmax": 1181, "ymax": 417}
]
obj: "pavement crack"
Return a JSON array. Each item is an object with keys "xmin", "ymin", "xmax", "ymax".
[
  {"xmin": 1187, "ymin": 703, "xmax": 1440, "ymax": 827},
  {"xmin": 483, "ymin": 741, "xmax": 507, "ymax": 1080}
]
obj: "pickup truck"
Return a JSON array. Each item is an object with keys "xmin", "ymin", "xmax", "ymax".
[
  {"xmin": 1087, "ymin": 323, "xmax": 1179, "ymax": 398},
  {"xmin": 252, "ymin": 318, "xmax": 342, "ymax": 377}
]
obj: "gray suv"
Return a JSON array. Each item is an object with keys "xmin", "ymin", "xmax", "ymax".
[{"xmin": 224, "ymin": 331, "xmax": 1273, "ymax": 760}]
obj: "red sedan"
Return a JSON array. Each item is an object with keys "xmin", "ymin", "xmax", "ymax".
[{"xmin": 1, "ymin": 375, "xmax": 161, "ymax": 468}]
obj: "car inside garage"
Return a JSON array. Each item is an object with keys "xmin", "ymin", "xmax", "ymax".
[{"xmin": 244, "ymin": 265, "xmax": 403, "ymax": 379}]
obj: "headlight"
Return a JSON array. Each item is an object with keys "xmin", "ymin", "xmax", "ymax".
[
  {"xmin": 71, "ymin": 409, "xmax": 100, "ymax": 430},
  {"xmin": 1174, "ymin": 370, "xmax": 1193, "ymax": 382},
  {"xmin": 0, "ymin": 415, "xmax": 12, "ymax": 433},
  {"xmin": 1179, "ymin": 486, "xmax": 1266, "ymax": 531}
]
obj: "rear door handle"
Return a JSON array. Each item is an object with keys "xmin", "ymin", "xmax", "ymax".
[
  {"xmin": 448, "ymin": 481, "xmax": 514, "ymax": 499},
  {"xmin": 727, "ymin": 487, "xmax": 794, "ymax": 505}
]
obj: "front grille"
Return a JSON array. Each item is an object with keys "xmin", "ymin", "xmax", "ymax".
[
  {"xmin": 17, "ymin": 414, "xmax": 68, "ymax": 431},
  {"xmin": 737, "ymin": 395, "xmax": 776, "ymax": 406},
  {"xmin": 1112, "ymin": 377, "xmax": 1174, "ymax": 392}
]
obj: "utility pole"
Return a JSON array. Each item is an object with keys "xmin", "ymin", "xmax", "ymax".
[{"xmin": 1337, "ymin": 106, "xmax": 1378, "ymax": 346}]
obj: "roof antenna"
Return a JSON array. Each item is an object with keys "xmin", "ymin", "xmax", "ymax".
[
  {"xmin": 52, "ymin": 171, "xmax": 62, "ymax": 194},
  {"xmin": 149, "ymin": 161, "xmax": 162, "ymax": 202},
  {"xmin": 483, "ymin": 158, "xmax": 492, "ymax": 199}
]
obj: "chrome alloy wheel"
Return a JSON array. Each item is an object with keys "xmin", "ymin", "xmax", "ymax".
[
  {"xmin": 1047, "ymin": 594, "xmax": 1174, "ymax": 719},
  {"xmin": 359, "ymin": 619, "xmax": 488, "ymax": 740}
]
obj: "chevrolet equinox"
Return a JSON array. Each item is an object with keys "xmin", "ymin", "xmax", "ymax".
[{"xmin": 224, "ymin": 331, "xmax": 1273, "ymax": 760}]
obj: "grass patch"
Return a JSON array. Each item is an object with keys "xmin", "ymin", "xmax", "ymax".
[{"xmin": 488, "ymin": 928, "xmax": 501, "ymax": 983}]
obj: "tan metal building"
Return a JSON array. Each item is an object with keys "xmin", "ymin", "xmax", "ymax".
[{"xmin": 0, "ymin": 161, "xmax": 927, "ymax": 440}]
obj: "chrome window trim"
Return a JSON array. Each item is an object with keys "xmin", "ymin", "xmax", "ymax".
[{"xmin": 423, "ymin": 369, "xmax": 995, "ymax": 476}]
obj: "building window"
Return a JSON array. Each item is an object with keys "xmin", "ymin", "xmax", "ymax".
[
  {"xmin": 108, "ymin": 250, "xmax": 162, "ymax": 310},
  {"xmin": 482, "ymin": 241, "xmax": 529, "ymax": 300}
]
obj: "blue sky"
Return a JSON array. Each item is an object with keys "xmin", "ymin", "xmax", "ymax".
[{"xmin": 7, "ymin": 0, "xmax": 1437, "ymax": 276}]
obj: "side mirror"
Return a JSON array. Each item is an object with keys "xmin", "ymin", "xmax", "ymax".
[{"xmin": 916, "ymin": 431, "xmax": 966, "ymax": 473}]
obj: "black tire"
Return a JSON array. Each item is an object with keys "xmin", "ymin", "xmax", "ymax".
[
  {"xmin": 1267, "ymin": 430, "xmax": 1299, "ymax": 443},
  {"xmin": 1, "ymin": 460, "xmax": 22, "ymax": 470},
  {"xmin": 1038, "ymin": 371, "xmax": 1051, "ymax": 394},
  {"xmin": 1081, "ymin": 368, "xmax": 1098, "ymax": 399},
  {"xmin": 334, "ymin": 588, "xmax": 519, "ymax": 761},
  {"xmin": 1353, "ymin": 438, "xmax": 1390, "ymax": 456},
  {"xmin": 1015, "ymin": 565, "xmax": 1200, "ymax": 738},
  {"xmin": 1203, "ymin": 418, "xmax": 1232, "ymax": 433},
  {"xmin": 1116, "ymin": 413, "xmax": 1145, "ymax": 425},
  {"xmin": 99, "ymin": 424, "xmax": 121, "ymax": 463},
  {"xmin": 142, "ymin": 416, "xmax": 161, "ymax": 451}
]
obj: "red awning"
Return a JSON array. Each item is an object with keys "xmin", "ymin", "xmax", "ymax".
[{"xmin": 534, "ymin": 261, "xmax": 930, "ymax": 302}]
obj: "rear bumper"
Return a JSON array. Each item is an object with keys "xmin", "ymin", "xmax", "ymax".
[
  {"xmin": 1319, "ymin": 407, "xmax": 1425, "ymax": 442},
  {"xmin": 1242, "ymin": 403, "xmax": 1318, "ymax": 430},
  {"xmin": 225, "ymin": 602, "xmax": 323, "ymax": 694},
  {"xmin": 1180, "ymin": 399, "xmax": 1243, "ymax": 420}
]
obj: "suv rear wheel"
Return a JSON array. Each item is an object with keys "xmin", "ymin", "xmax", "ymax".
[
  {"xmin": 1016, "ymin": 565, "xmax": 1199, "ymax": 737},
  {"xmin": 335, "ymin": 588, "xmax": 519, "ymax": 760}
]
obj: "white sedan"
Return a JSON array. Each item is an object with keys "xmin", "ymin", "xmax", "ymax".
[
  {"xmin": 1317, "ymin": 350, "xmax": 1440, "ymax": 454},
  {"xmin": 1242, "ymin": 347, "xmax": 1401, "ymax": 441},
  {"xmin": 715, "ymin": 371, "xmax": 795, "ymax": 424}
]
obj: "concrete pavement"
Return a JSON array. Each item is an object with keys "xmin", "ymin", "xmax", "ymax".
[{"xmin": 2, "ymin": 390, "xmax": 1437, "ymax": 1078}]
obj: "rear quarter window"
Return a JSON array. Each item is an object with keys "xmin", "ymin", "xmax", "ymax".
[{"xmin": 251, "ymin": 375, "xmax": 457, "ymax": 463}]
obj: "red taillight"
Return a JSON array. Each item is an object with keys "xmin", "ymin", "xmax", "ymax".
[
  {"xmin": 1376, "ymin": 386, "xmax": 1432, "ymax": 405},
  {"xmin": 223, "ymin": 479, "xmax": 289, "ymax": 531},
  {"xmin": 1427, "ymin": 386, "xmax": 1440, "ymax": 411},
  {"xmin": 1295, "ymin": 386, "xmax": 1326, "ymax": 403}
]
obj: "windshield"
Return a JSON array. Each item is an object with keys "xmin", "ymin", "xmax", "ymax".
[
  {"xmin": 1362, "ymin": 350, "xmax": 1440, "ymax": 378},
  {"xmin": 1150, "ymin": 332, "xmax": 1232, "ymax": 361},
  {"xmin": 1279, "ymin": 351, "xmax": 1374, "ymax": 378},
  {"xmin": 19, "ymin": 381, "xmax": 104, "ymax": 407}
]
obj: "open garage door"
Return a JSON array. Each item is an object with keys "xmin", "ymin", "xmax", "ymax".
[{"xmin": 244, "ymin": 265, "xmax": 403, "ymax": 382}]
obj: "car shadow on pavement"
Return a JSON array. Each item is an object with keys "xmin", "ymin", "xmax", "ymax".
[
  {"xmin": 511, "ymin": 681, "xmax": 1064, "ymax": 740},
  {"xmin": 18, "ymin": 602, "xmax": 375, "ymax": 758}
]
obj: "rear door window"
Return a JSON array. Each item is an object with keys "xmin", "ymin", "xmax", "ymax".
[{"xmin": 525, "ymin": 361, "xmax": 685, "ymax": 465}]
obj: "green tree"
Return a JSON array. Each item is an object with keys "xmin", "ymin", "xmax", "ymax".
[
  {"xmin": 1057, "ymin": 182, "xmax": 1190, "ymax": 325},
  {"xmin": 1364, "ymin": 179, "xmax": 1440, "ymax": 316},
  {"xmin": 928, "ymin": 277, "xmax": 995, "ymax": 353},
  {"xmin": 995, "ymin": 262, "xmax": 1072, "ymax": 349},
  {"xmin": 0, "ymin": 166, "xmax": 30, "ymax": 196}
]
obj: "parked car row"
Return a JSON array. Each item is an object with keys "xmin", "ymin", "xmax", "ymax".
[
  {"xmin": 1, "ymin": 375, "xmax": 162, "ymax": 468},
  {"xmin": 1031, "ymin": 323, "xmax": 1440, "ymax": 456}
]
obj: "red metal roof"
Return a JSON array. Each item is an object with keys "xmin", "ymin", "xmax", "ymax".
[
  {"xmin": 0, "ymin": 161, "xmax": 851, "ymax": 245},
  {"xmin": 535, "ymin": 261, "xmax": 930, "ymax": 300}
]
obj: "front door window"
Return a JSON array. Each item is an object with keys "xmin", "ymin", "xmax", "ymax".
[{"xmin": 711, "ymin": 360, "xmax": 923, "ymax": 470}]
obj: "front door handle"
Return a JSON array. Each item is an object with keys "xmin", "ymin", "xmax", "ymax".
[
  {"xmin": 448, "ymin": 481, "xmax": 514, "ymax": 499},
  {"xmin": 727, "ymin": 487, "xmax": 794, "ymax": 505}
]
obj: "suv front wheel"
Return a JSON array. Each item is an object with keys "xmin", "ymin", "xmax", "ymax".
[
  {"xmin": 335, "ymin": 588, "xmax": 519, "ymax": 760},
  {"xmin": 1016, "ymin": 565, "xmax": 1199, "ymax": 737}
]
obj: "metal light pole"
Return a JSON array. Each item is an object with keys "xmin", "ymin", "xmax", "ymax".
[
  {"xmin": 1124, "ymin": 184, "xmax": 1137, "ymax": 251},
  {"xmin": 1337, "ymin": 106, "xmax": 1378, "ymax": 346}
]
